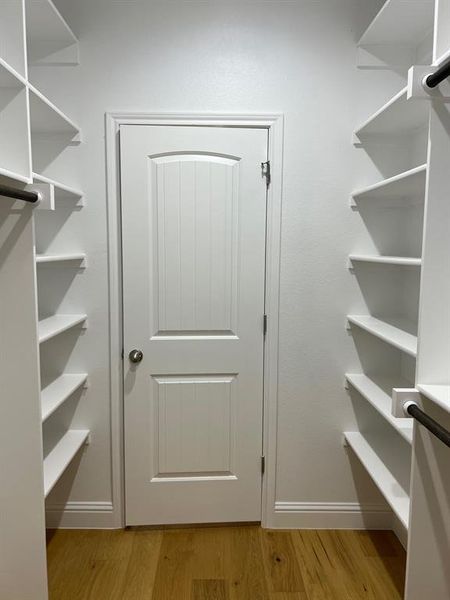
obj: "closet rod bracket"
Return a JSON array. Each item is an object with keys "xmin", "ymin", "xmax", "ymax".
[{"xmin": 407, "ymin": 65, "xmax": 450, "ymax": 102}]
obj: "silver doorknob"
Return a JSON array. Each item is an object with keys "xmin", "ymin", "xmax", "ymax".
[{"xmin": 129, "ymin": 349, "xmax": 144, "ymax": 363}]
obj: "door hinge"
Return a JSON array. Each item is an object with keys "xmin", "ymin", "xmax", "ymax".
[
  {"xmin": 261, "ymin": 455, "xmax": 266, "ymax": 475},
  {"xmin": 261, "ymin": 161, "xmax": 271, "ymax": 187},
  {"xmin": 263, "ymin": 314, "xmax": 268, "ymax": 336},
  {"xmin": 121, "ymin": 348, "xmax": 124, "ymax": 360}
]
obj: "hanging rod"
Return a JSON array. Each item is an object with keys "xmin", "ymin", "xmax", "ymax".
[
  {"xmin": 404, "ymin": 401, "xmax": 450, "ymax": 448},
  {"xmin": 0, "ymin": 183, "xmax": 41, "ymax": 204},
  {"xmin": 425, "ymin": 57, "xmax": 450, "ymax": 89}
]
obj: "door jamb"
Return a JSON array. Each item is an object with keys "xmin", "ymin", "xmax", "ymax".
[{"xmin": 105, "ymin": 113, "xmax": 284, "ymax": 528}]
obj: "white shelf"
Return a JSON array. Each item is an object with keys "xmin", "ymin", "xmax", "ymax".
[
  {"xmin": 354, "ymin": 87, "xmax": 429, "ymax": 140},
  {"xmin": 346, "ymin": 373, "xmax": 413, "ymax": 443},
  {"xmin": 29, "ymin": 84, "xmax": 80, "ymax": 138},
  {"xmin": 348, "ymin": 315, "xmax": 418, "ymax": 357},
  {"xmin": 36, "ymin": 253, "xmax": 86, "ymax": 265},
  {"xmin": 349, "ymin": 255, "xmax": 422, "ymax": 267},
  {"xmin": 41, "ymin": 373, "xmax": 87, "ymax": 422},
  {"xmin": 0, "ymin": 58, "xmax": 26, "ymax": 88},
  {"xmin": 352, "ymin": 164, "xmax": 427, "ymax": 203},
  {"xmin": 358, "ymin": 0, "xmax": 434, "ymax": 46},
  {"xmin": 418, "ymin": 384, "xmax": 450, "ymax": 413},
  {"xmin": 43, "ymin": 429, "xmax": 89, "ymax": 496},
  {"xmin": 344, "ymin": 431, "xmax": 410, "ymax": 529},
  {"xmin": 32, "ymin": 172, "xmax": 83, "ymax": 201},
  {"xmin": 38, "ymin": 314, "xmax": 87, "ymax": 343},
  {"xmin": 25, "ymin": 0, "xmax": 79, "ymax": 66}
]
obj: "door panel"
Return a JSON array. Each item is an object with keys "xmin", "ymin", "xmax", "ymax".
[
  {"xmin": 152, "ymin": 154, "xmax": 239, "ymax": 335},
  {"xmin": 121, "ymin": 125, "xmax": 268, "ymax": 525}
]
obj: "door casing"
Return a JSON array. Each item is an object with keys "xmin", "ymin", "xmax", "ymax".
[{"xmin": 105, "ymin": 113, "xmax": 284, "ymax": 528}]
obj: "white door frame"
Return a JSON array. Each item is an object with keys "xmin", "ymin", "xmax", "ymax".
[{"xmin": 105, "ymin": 113, "xmax": 284, "ymax": 528}]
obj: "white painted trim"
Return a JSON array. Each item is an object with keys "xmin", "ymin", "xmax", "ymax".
[
  {"xmin": 272, "ymin": 502, "xmax": 393, "ymax": 530},
  {"xmin": 45, "ymin": 502, "xmax": 115, "ymax": 529},
  {"xmin": 105, "ymin": 113, "xmax": 284, "ymax": 529}
]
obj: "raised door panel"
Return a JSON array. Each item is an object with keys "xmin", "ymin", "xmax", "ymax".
[{"xmin": 151, "ymin": 154, "xmax": 239, "ymax": 336}]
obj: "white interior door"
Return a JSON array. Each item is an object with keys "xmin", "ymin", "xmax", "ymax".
[{"xmin": 120, "ymin": 125, "xmax": 268, "ymax": 525}]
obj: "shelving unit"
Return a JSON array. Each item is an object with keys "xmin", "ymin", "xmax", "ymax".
[
  {"xmin": 344, "ymin": 432, "xmax": 410, "ymax": 529},
  {"xmin": 29, "ymin": 84, "xmax": 80, "ymax": 139},
  {"xmin": 38, "ymin": 314, "xmax": 87, "ymax": 344},
  {"xmin": 348, "ymin": 315, "xmax": 418, "ymax": 357},
  {"xmin": 346, "ymin": 374, "xmax": 413, "ymax": 443},
  {"xmin": 43, "ymin": 429, "xmax": 89, "ymax": 497},
  {"xmin": 354, "ymin": 87, "xmax": 429, "ymax": 141},
  {"xmin": 41, "ymin": 373, "xmax": 88, "ymax": 422},
  {"xmin": 0, "ymin": 2, "xmax": 84, "ymax": 595},
  {"xmin": 21, "ymin": 0, "xmax": 88, "ymax": 548},
  {"xmin": 36, "ymin": 253, "xmax": 86, "ymax": 265},
  {"xmin": 352, "ymin": 164, "xmax": 427, "ymax": 203},
  {"xmin": 348, "ymin": 0, "xmax": 435, "ymax": 542},
  {"xmin": 349, "ymin": 255, "xmax": 421, "ymax": 266},
  {"xmin": 25, "ymin": 0, "xmax": 79, "ymax": 66},
  {"xmin": 417, "ymin": 384, "xmax": 450, "ymax": 413},
  {"xmin": 358, "ymin": 0, "xmax": 434, "ymax": 47}
]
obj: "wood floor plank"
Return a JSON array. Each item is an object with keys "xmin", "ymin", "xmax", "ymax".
[
  {"xmin": 47, "ymin": 530, "xmax": 111, "ymax": 600},
  {"xmin": 269, "ymin": 595, "xmax": 310, "ymax": 600},
  {"xmin": 151, "ymin": 529, "xmax": 196, "ymax": 600},
  {"xmin": 260, "ymin": 530, "xmax": 307, "ymax": 594},
  {"xmin": 81, "ymin": 530, "xmax": 134, "ymax": 600},
  {"xmin": 292, "ymin": 530, "xmax": 355, "ymax": 600},
  {"xmin": 224, "ymin": 526, "xmax": 270, "ymax": 600},
  {"xmin": 191, "ymin": 579, "xmax": 229, "ymax": 600},
  {"xmin": 119, "ymin": 529, "xmax": 163, "ymax": 599},
  {"xmin": 186, "ymin": 527, "xmax": 228, "ymax": 580}
]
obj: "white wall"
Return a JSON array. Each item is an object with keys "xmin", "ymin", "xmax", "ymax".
[{"xmin": 40, "ymin": 0, "xmax": 393, "ymax": 526}]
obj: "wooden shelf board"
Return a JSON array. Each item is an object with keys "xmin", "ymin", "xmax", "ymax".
[
  {"xmin": 38, "ymin": 314, "xmax": 87, "ymax": 343},
  {"xmin": 348, "ymin": 315, "xmax": 418, "ymax": 357},
  {"xmin": 41, "ymin": 373, "xmax": 87, "ymax": 422},
  {"xmin": 354, "ymin": 87, "xmax": 429, "ymax": 139},
  {"xmin": 346, "ymin": 373, "xmax": 413, "ymax": 443},
  {"xmin": 352, "ymin": 164, "xmax": 427, "ymax": 202},
  {"xmin": 44, "ymin": 429, "xmax": 89, "ymax": 496},
  {"xmin": 344, "ymin": 431, "xmax": 410, "ymax": 529},
  {"xmin": 417, "ymin": 384, "xmax": 450, "ymax": 413},
  {"xmin": 349, "ymin": 255, "xmax": 422, "ymax": 267},
  {"xmin": 358, "ymin": 0, "xmax": 434, "ymax": 46},
  {"xmin": 25, "ymin": 0, "xmax": 78, "ymax": 65},
  {"xmin": 29, "ymin": 84, "xmax": 80, "ymax": 137},
  {"xmin": 33, "ymin": 172, "xmax": 83, "ymax": 200},
  {"xmin": 36, "ymin": 253, "xmax": 86, "ymax": 265}
]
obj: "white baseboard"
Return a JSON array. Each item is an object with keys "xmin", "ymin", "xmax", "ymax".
[
  {"xmin": 270, "ymin": 502, "xmax": 393, "ymax": 530},
  {"xmin": 45, "ymin": 501, "xmax": 117, "ymax": 529}
]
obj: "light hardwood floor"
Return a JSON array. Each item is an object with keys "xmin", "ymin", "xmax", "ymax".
[{"xmin": 47, "ymin": 526, "xmax": 406, "ymax": 599}]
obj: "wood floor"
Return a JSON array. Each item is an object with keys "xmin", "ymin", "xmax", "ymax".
[{"xmin": 47, "ymin": 526, "xmax": 406, "ymax": 599}]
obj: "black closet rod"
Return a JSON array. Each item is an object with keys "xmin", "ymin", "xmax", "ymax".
[
  {"xmin": 0, "ymin": 183, "xmax": 40, "ymax": 204},
  {"xmin": 404, "ymin": 402, "xmax": 450, "ymax": 448},
  {"xmin": 425, "ymin": 57, "xmax": 450, "ymax": 89}
]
